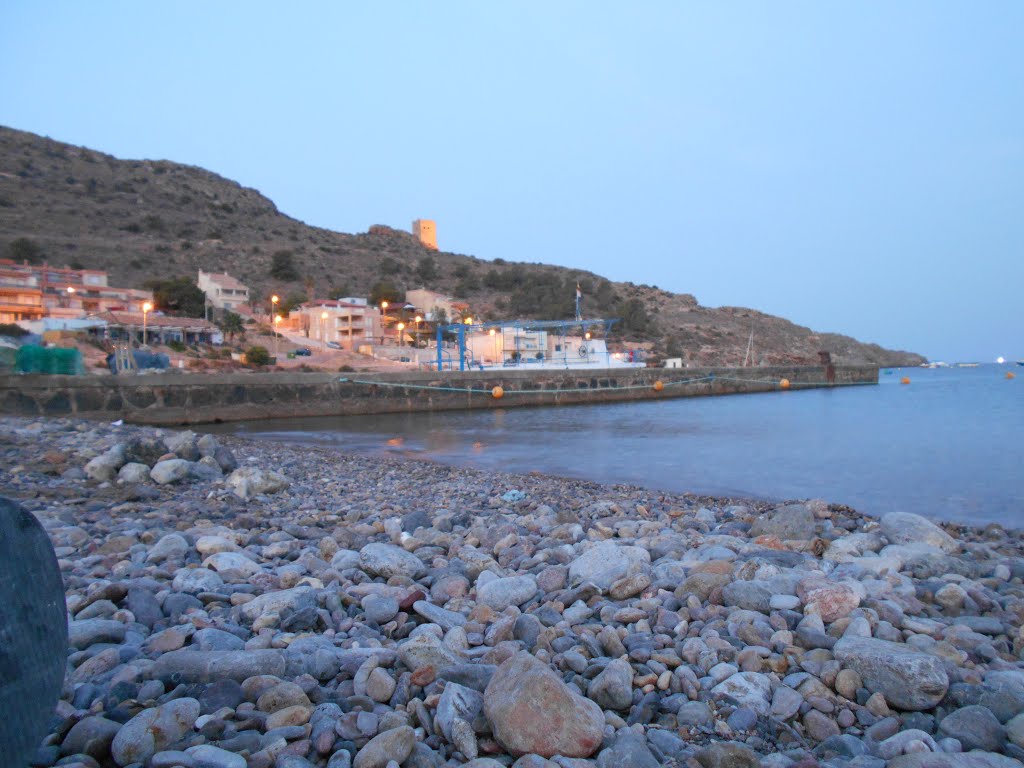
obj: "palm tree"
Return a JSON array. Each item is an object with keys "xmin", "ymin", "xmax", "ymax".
[{"xmin": 219, "ymin": 311, "xmax": 245, "ymax": 343}]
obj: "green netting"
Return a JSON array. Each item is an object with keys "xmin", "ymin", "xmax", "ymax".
[{"xmin": 15, "ymin": 345, "xmax": 84, "ymax": 375}]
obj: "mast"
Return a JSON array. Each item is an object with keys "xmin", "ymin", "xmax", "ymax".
[{"xmin": 743, "ymin": 321, "xmax": 754, "ymax": 367}]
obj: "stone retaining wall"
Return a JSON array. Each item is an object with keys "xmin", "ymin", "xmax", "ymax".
[{"xmin": 0, "ymin": 365, "xmax": 878, "ymax": 426}]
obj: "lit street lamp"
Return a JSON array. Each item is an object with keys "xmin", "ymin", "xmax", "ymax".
[
  {"xmin": 273, "ymin": 315, "xmax": 282, "ymax": 361},
  {"xmin": 380, "ymin": 301, "xmax": 389, "ymax": 344},
  {"xmin": 397, "ymin": 322, "xmax": 405, "ymax": 347},
  {"xmin": 489, "ymin": 327, "xmax": 497, "ymax": 363},
  {"xmin": 271, "ymin": 294, "xmax": 279, "ymax": 321},
  {"xmin": 414, "ymin": 315, "xmax": 422, "ymax": 348},
  {"xmin": 142, "ymin": 301, "xmax": 152, "ymax": 346},
  {"xmin": 320, "ymin": 311, "xmax": 329, "ymax": 347}
]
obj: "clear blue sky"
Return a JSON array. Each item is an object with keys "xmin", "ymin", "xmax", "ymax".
[{"xmin": 2, "ymin": 2, "xmax": 1021, "ymax": 362}]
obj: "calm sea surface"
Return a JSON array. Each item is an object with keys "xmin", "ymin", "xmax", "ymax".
[{"xmin": 205, "ymin": 365, "xmax": 1023, "ymax": 528}]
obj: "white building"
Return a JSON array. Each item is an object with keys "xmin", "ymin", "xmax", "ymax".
[
  {"xmin": 197, "ymin": 271, "xmax": 250, "ymax": 311},
  {"xmin": 460, "ymin": 321, "xmax": 645, "ymax": 370},
  {"xmin": 292, "ymin": 299, "xmax": 381, "ymax": 349}
]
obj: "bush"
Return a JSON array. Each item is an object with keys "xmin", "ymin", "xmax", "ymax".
[
  {"xmin": 7, "ymin": 237, "xmax": 42, "ymax": 263},
  {"xmin": 269, "ymin": 250, "xmax": 299, "ymax": 280},
  {"xmin": 0, "ymin": 323, "xmax": 30, "ymax": 337},
  {"xmin": 245, "ymin": 345, "xmax": 270, "ymax": 366},
  {"xmin": 167, "ymin": 340, "xmax": 187, "ymax": 352}
]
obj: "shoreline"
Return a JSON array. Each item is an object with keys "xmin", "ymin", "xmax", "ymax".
[{"xmin": 2, "ymin": 415, "xmax": 1024, "ymax": 768}]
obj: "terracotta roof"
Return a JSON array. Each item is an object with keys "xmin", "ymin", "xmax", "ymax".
[{"xmin": 89, "ymin": 311, "xmax": 218, "ymax": 329}]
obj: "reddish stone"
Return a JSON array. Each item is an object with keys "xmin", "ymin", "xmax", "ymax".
[
  {"xmin": 483, "ymin": 651, "xmax": 604, "ymax": 758},
  {"xmin": 398, "ymin": 590, "xmax": 426, "ymax": 611}
]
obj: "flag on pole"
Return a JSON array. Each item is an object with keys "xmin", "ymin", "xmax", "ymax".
[
  {"xmin": 576, "ymin": 282, "xmax": 582, "ymax": 300},
  {"xmin": 575, "ymin": 282, "xmax": 582, "ymax": 321}
]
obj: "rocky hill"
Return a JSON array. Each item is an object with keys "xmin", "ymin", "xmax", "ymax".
[{"xmin": 0, "ymin": 126, "xmax": 924, "ymax": 366}]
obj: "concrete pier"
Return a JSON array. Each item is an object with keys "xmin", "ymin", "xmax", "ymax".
[{"xmin": 0, "ymin": 365, "xmax": 877, "ymax": 426}]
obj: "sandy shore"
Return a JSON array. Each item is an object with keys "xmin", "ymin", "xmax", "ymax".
[{"xmin": 2, "ymin": 415, "xmax": 1023, "ymax": 768}]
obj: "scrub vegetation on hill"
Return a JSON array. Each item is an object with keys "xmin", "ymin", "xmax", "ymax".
[{"xmin": 0, "ymin": 126, "xmax": 924, "ymax": 366}]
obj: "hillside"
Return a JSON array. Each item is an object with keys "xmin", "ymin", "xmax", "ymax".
[{"xmin": 0, "ymin": 126, "xmax": 925, "ymax": 366}]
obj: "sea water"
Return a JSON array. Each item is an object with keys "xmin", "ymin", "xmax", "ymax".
[{"xmin": 206, "ymin": 365, "xmax": 1023, "ymax": 528}]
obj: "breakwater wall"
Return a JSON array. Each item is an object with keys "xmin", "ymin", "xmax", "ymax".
[{"xmin": 0, "ymin": 365, "xmax": 877, "ymax": 426}]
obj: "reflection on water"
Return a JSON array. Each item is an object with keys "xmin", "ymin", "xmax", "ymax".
[{"xmin": 205, "ymin": 366, "xmax": 1024, "ymax": 528}]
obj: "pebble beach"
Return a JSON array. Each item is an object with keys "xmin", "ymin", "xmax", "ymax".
[{"xmin": 2, "ymin": 415, "xmax": 1024, "ymax": 768}]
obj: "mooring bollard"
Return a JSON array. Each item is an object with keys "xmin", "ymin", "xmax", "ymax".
[{"xmin": 0, "ymin": 497, "xmax": 68, "ymax": 767}]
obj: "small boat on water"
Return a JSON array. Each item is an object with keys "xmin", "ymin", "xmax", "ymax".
[{"xmin": 957, "ymin": 362, "xmax": 980, "ymax": 368}]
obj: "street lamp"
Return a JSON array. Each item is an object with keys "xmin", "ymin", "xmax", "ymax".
[
  {"xmin": 273, "ymin": 315, "xmax": 282, "ymax": 361},
  {"xmin": 142, "ymin": 301, "xmax": 152, "ymax": 346},
  {"xmin": 271, "ymin": 294, "xmax": 279, "ymax": 321},
  {"xmin": 414, "ymin": 315, "xmax": 422, "ymax": 348},
  {"xmin": 489, "ymin": 328, "xmax": 497, "ymax": 363},
  {"xmin": 397, "ymin": 322, "xmax": 405, "ymax": 348},
  {"xmin": 464, "ymin": 316, "xmax": 473, "ymax": 326},
  {"xmin": 320, "ymin": 310, "xmax": 329, "ymax": 347},
  {"xmin": 380, "ymin": 301, "xmax": 389, "ymax": 344}
]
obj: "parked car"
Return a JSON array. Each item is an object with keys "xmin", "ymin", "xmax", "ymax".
[
  {"xmin": 294, "ymin": 347, "xmax": 312, "ymax": 356},
  {"xmin": 326, "ymin": 341, "xmax": 341, "ymax": 349}
]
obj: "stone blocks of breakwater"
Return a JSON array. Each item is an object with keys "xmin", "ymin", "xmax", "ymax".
[{"xmin": 0, "ymin": 365, "xmax": 877, "ymax": 425}]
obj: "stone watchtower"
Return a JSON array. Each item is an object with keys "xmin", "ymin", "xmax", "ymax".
[{"xmin": 412, "ymin": 219, "xmax": 437, "ymax": 250}]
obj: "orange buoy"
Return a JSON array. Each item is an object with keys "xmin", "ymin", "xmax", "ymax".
[
  {"xmin": 491, "ymin": 386, "xmax": 504, "ymax": 399},
  {"xmin": 779, "ymin": 378, "xmax": 791, "ymax": 389},
  {"xmin": 653, "ymin": 380, "xmax": 664, "ymax": 392},
  {"xmin": 1007, "ymin": 372, "xmax": 1016, "ymax": 380},
  {"xmin": 900, "ymin": 376, "xmax": 911, "ymax": 385}
]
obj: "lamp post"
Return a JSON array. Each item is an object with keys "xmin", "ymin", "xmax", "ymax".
[
  {"xmin": 489, "ymin": 328, "xmax": 497, "ymax": 364},
  {"xmin": 320, "ymin": 310, "xmax": 329, "ymax": 348},
  {"xmin": 414, "ymin": 315, "xmax": 422, "ymax": 348},
  {"xmin": 273, "ymin": 315, "xmax": 282, "ymax": 360},
  {"xmin": 142, "ymin": 302, "xmax": 152, "ymax": 346},
  {"xmin": 271, "ymin": 294, "xmax": 279, "ymax": 322},
  {"xmin": 397, "ymin": 322, "xmax": 405, "ymax": 348},
  {"xmin": 380, "ymin": 301, "xmax": 389, "ymax": 344}
]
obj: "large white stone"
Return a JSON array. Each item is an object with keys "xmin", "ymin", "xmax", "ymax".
[
  {"xmin": 710, "ymin": 672, "xmax": 772, "ymax": 715},
  {"xmin": 833, "ymin": 636, "xmax": 949, "ymax": 711},
  {"xmin": 880, "ymin": 512, "xmax": 958, "ymax": 554},
  {"xmin": 568, "ymin": 541, "xmax": 650, "ymax": 590}
]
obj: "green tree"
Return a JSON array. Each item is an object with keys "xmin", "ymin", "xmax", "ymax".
[
  {"xmin": 219, "ymin": 311, "xmax": 245, "ymax": 342},
  {"xmin": 7, "ymin": 237, "xmax": 43, "ymax": 264},
  {"xmin": 454, "ymin": 273, "xmax": 480, "ymax": 297},
  {"xmin": 618, "ymin": 298, "xmax": 651, "ymax": 334},
  {"xmin": 144, "ymin": 277, "xmax": 206, "ymax": 317},
  {"xmin": 281, "ymin": 292, "xmax": 308, "ymax": 313},
  {"xmin": 379, "ymin": 256, "xmax": 401, "ymax": 276},
  {"xmin": 370, "ymin": 280, "xmax": 404, "ymax": 306},
  {"xmin": 430, "ymin": 306, "xmax": 448, "ymax": 326},
  {"xmin": 269, "ymin": 250, "xmax": 299, "ymax": 280}
]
